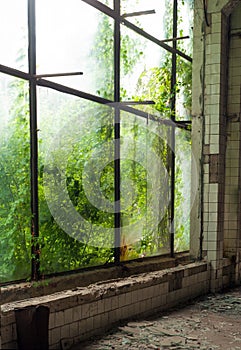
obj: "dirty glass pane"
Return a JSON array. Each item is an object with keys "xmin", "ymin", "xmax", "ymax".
[
  {"xmin": 177, "ymin": 0, "xmax": 194, "ymax": 57},
  {"xmin": 0, "ymin": 74, "xmax": 31, "ymax": 283},
  {"xmin": 121, "ymin": 0, "xmax": 173, "ymax": 40},
  {"xmin": 120, "ymin": 25, "xmax": 172, "ymax": 118},
  {"xmin": 0, "ymin": 0, "xmax": 28, "ymax": 71},
  {"xmin": 176, "ymin": 59, "xmax": 192, "ymax": 121},
  {"xmin": 120, "ymin": 111, "xmax": 171, "ymax": 261},
  {"xmin": 99, "ymin": 0, "xmax": 113, "ymax": 8},
  {"xmin": 174, "ymin": 128, "xmax": 191, "ymax": 252},
  {"xmin": 38, "ymin": 87, "xmax": 114, "ymax": 274},
  {"xmin": 36, "ymin": 0, "xmax": 114, "ymax": 100}
]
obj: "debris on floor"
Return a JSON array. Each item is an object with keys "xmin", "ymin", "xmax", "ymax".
[{"xmin": 71, "ymin": 287, "xmax": 241, "ymax": 350}]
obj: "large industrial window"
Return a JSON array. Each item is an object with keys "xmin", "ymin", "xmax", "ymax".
[{"xmin": 0, "ymin": 0, "xmax": 193, "ymax": 283}]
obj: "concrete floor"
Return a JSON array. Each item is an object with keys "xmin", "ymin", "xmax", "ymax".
[{"xmin": 71, "ymin": 286, "xmax": 241, "ymax": 350}]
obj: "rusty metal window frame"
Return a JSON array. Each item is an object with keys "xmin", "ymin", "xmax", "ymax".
[{"xmin": 0, "ymin": 0, "xmax": 192, "ymax": 281}]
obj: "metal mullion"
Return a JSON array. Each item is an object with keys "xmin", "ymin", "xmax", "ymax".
[
  {"xmin": 81, "ymin": 0, "xmax": 192, "ymax": 63},
  {"xmin": 37, "ymin": 78, "xmax": 111, "ymax": 104},
  {"xmin": 170, "ymin": 0, "xmax": 178, "ymax": 258},
  {"xmin": 22, "ymin": 0, "xmax": 192, "ymax": 281},
  {"xmin": 28, "ymin": 0, "xmax": 40, "ymax": 280},
  {"xmin": 37, "ymin": 78, "xmax": 191, "ymax": 130},
  {"xmin": 81, "ymin": 0, "xmax": 115, "ymax": 17},
  {"xmin": 114, "ymin": 0, "xmax": 121, "ymax": 264},
  {"xmin": 0, "ymin": 64, "xmax": 30, "ymax": 80},
  {"xmin": 122, "ymin": 10, "xmax": 156, "ymax": 18},
  {"xmin": 122, "ymin": 18, "xmax": 192, "ymax": 63},
  {"xmin": 114, "ymin": 108, "xmax": 121, "ymax": 263},
  {"xmin": 37, "ymin": 79, "xmax": 194, "ymax": 138}
]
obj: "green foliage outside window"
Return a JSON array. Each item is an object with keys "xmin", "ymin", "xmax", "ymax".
[{"xmin": 0, "ymin": 0, "xmax": 193, "ymax": 283}]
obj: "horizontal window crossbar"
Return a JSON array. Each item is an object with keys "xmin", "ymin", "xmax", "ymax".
[
  {"xmin": 0, "ymin": 64, "xmax": 191, "ymax": 129},
  {"xmin": 37, "ymin": 78, "xmax": 190, "ymax": 128},
  {"xmin": 122, "ymin": 19, "xmax": 192, "ymax": 62},
  {"xmin": 0, "ymin": 64, "xmax": 30, "ymax": 80},
  {"xmin": 81, "ymin": 0, "xmax": 192, "ymax": 62}
]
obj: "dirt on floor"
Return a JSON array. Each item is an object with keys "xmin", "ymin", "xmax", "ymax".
[{"xmin": 71, "ymin": 286, "xmax": 241, "ymax": 350}]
